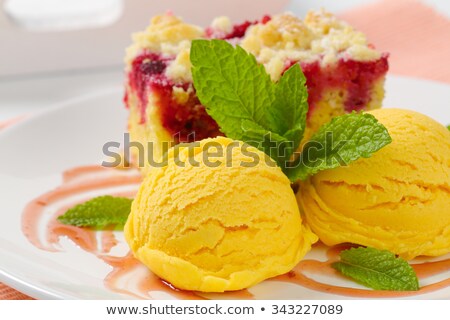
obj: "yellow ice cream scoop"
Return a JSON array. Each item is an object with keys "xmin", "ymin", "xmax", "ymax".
[
  {"xmin": 297, "ymin": 108, "xmax": 450, "ymax": 260},
  {"xmin": 125, "ymin": 136, "xmax": 317, "ymax": 292}
]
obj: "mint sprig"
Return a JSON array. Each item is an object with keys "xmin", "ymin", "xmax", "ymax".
[
  {"xmin": 191, "ymin": 39, "xmax": 392, "ymax": 181},
  {"xmin": 57, "ymin": 195, "xmax": 133, "ymax": 229},
  {"xmin": 332, "ymin": 247, "xmax": 419, "ymax": 291},
  {"xmin": 286, "ymin": 112, "xmax": 392, "ymax": 181},
  {"xmin": 191, "ymin": 39, "xmax": 308, "ymax": 169}
]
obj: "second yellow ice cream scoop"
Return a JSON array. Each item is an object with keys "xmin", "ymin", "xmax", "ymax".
[{"xmin": 297, "ymin": 108, "xmax": 450, "ymax": 260}]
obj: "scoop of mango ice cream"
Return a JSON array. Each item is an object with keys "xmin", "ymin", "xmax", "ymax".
[
  {"xmin": 125, "ymin": 136, "xmax": 317, "ymax": 292},
  {"xmin": 297, "ymin": 108, "xmax": 450, "ymax": 260}
]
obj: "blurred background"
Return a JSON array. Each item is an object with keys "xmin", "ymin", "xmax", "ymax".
[{"xmin": 1, "ymin": 0, "xmax": 449, "ymax": 121}]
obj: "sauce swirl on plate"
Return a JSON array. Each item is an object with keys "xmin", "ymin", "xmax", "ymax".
[{"xmin": 22, "ymin": 165, "xmax": 450, "ymax": 299}]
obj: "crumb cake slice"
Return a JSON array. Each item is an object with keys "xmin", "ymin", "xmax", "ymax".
[{"xmin": 124, "ymin": 10, "xmax": 389, "ymax": 173}]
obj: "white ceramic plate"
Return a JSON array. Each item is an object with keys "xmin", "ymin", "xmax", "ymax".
[{"xmin": 0, "ymin": 75, "xmax": 449, "ymax": 300}]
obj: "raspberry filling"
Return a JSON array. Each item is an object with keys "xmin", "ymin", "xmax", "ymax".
[
  {"xmin": 295, "ymin": 54, "xmax": 389, "ymax": 115},
  {"xmin": 127, "ymin": 52, "xmax": 221, "ymax": 142},
  {"xmin": 156, "ymin": 85, "xmax": 221, "ymax": 142},
  {"xmin": 127, "ymin": 53, "xmax": 171, "ymax": 119}
]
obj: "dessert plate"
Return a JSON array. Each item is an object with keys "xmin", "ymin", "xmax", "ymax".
[{"xmin": 0, "ymin": 75, "xmax": 449, "ymax": 300}]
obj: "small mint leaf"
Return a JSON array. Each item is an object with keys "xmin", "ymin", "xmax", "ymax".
[
  {"xmin": 286, "ymin": 112, "xmax": 392, "ymax": 181},
  {"xmin": 57, "ymin": 195, "xmax": 133, "ymax": 229},
  {"xmin": 447, "ymin": 125, "xmax": 450, "ymax": 131},
  {"xmin": 332, "ymin": 247, "xmax": 419, "ymax": 291}
]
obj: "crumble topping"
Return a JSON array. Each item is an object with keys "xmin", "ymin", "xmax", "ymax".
[
  {"xmin": 126, "ymin": 10, "xmax": 382, "ymax": 82},
  {"xmin": 165, "ymin": 48, "xmax": 192, "ymax": 83},
  {"xmin": 210, "ymin": 16, "xmax": 233, "ymax": 35},
  {"xmin": 125, "ymin": 14, "xmax": 203, "ymax": 69},
  {"xmin": 242, "ymin": 11, "xmax": 381, "ymax": 80},
  {"xmin": 172, "ymin": 86, "xmax": 193, "ymax": 104}
]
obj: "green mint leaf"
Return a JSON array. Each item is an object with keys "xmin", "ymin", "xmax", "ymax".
[
  {"xmin": 272, "ymin": 64, "xmax": 308, "ymax": 147},
  {"xmin": 191, "ymin": 39, "xmax": 308, "ymax": 169},
  {"xmin": 286, "ymin": 112, "xmax": 392, "ymax": 181},
  {"xmin": 447, "ymin": 125, "xmax": 450, "ymax": 131},
  {"xmin": 332, "ymin": 247, "xmax": 419, "ymax": 291},
  {"xmin": 191, "ymin": 39, "xmax": 276, "ymax": 138},
  {"xmin": 57, "ymin": 195, "xmax": 133, "ymax": 229}
]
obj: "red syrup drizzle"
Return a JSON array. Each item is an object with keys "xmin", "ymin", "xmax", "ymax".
[
  {"xmin": 273, "ymin": 243, "xmax": 450, "ymax": 298},
  {"xmin": 21, "ymin": 165, "xmax": 251, "ymax": 299},
  {"xmin": 22, "ymin": 166, "xmax": 449, "ymax": 298}
]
